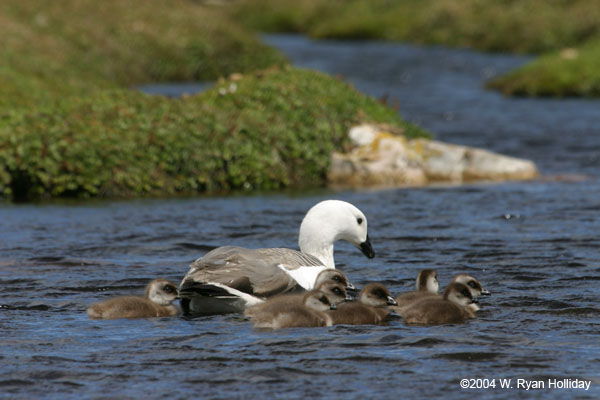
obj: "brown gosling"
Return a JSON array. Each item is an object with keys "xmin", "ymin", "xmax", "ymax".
[
  {"xmin": 313, "ymin": 269, "xmax": 356, "ymax": 292},
  {"xmin": 328, "ymin": 283, "xmax": 397, "ymax": 325},
  {"xmin": 400, "ymin": 282, "xmax": 477, "ymax": 326},
  {"xmin": 87, "ymin": 279, "xmax": 179, "ymax": 320},
  {"xmin": 393, "ymin": 269, "xmax": 439, "ymax": 310},
  {"xmin": 248, "ymin": 290, "xmax": 337, "ymax": 330},
  {"xmin": 245, "ymin": 281, "xmax": 350, "ymax": 318},
  {"xmin": 449, "ymin": 274, "xmax": 490, "ymax": 311},
  {"xmin": 393, "ymin": 272, "xmax": 490, "ymax": 313}
]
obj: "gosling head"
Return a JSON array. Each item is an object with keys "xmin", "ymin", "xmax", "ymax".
[
  {"xmin": 303, "ymin": 290, "xmax": 337, "ymax": 312},
  {"xmin": 315, "ymin": 281, "xmax": 353, "ymax": 304},
  {"xmin": 315, "ymin": 269, "xmax": 357, "ymax": 292},
  {"xmin": 444, "ymin": 282, "xmax": 478, "ymax": 308},
  {"xmin": 451, "ymin": 274, "xmax": 490, "ymax": 297},
  {"xmin": 416, "ymin": 269, "xmax": 439, "ymax": 293},
  {"xmin": 145, "ymin": 279, "xmax": 179, "ymax": 306},
  {"xmin": 359, "ymin": 283, "xmax": 397, "ymax": 307}
]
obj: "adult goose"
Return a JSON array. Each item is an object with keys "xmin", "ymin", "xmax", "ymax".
[{"xmin": 179, "ymin": 200, "xmax": 374, "ymax": 315}]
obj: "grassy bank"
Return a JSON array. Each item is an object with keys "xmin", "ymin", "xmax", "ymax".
[
  {"xmin": 0, "ymin": 0, "xmax": 429, "ymax": 200},
  {"xmin": 0, "ymin": 0, "xmax": 285, "ymax": 110},
  {"xmin": 487, "ymin": 39, "xmax": 600, "ymax": 97},
  {"xmin": 0, "ymin": 67, "xmax": 427, "ymax": 199},
  {"xmin": 229, "ymin": 0, "xmax": 600, "ymax": 97}
]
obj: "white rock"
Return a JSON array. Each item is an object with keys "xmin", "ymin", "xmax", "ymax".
[
  {"xmin": 328, "ymin": 124, "xmax": 539, "ymax": 188},
  {"xmin": 348, "ymin": 125, "xmax": 377, "ymax": 146}
]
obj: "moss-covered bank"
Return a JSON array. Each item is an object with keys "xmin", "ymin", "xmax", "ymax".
[
  {"xmin": 0, "ymin": 67, "xmax": 428, "ymax": 199},
  {"xmin": 487, "ymin": 39, "xmax": 600, "ymax": 97},
  {"xmin": 0, "ymin": 0, "xmax": 285, "ymax": 110},
  {"xmin": 0, "ymin": 0, "xmax": 428, "ymax": 200},
  {"xmin": 229, "ymin": 0, "xmax": 600, "ymax": 97}
]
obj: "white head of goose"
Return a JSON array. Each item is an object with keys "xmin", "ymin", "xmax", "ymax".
[
  {"xmin": 179, "ymin": 200, "xmax": 374, "ymax": 315},
  {"xmin": 399, "ymin": 282, "xmax": 477, "ymax": 326},
  {"xmin": 87, "ymin": 279, "xmax": 180, "ymax": 320}
]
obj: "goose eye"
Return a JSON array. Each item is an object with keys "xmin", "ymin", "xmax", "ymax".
[
  {"xmin": 333, "ymin": 288, "xmax": 342, "ymax": 295},
  {"xmin": 468, "ymin": 281, "xmax": 477, "ymax": 288},
  {"xmin": 333, "ymin": 276, "xmax": 341, "ymax": 282},
  {"xmin": 357, "ymin": 217, "xmax": 363, "ymax": 225}
]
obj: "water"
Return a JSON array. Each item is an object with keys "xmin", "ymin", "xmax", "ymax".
[
  {"xmin": 136, "ymin": 82, "xmax": 212, "ymax": 98},
  {"xmin": 1, "ymin": 35, "xmax": 599, "ymax": 399},
  {"xmin": 263, "ymin": 34, "xmax": 600, "ymax": 177}
]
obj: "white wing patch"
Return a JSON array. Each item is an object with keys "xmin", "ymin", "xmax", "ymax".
[
  {"xmin": 277, "ymin": 264, "xmax": 331, "ymax": 290},
  {"xmin": 208, "ymin": 282, "xmax": 264, "ymax": 307}
]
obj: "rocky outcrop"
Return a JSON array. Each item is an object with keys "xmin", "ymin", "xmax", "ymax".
[{"xmin": 328, "ymin": 124, "xmax": 539, "ymax": 188}]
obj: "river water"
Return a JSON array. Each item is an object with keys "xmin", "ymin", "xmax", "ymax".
[{"xmin": 1, "ymin": 35, "xmax": 599, "ymax": 399}]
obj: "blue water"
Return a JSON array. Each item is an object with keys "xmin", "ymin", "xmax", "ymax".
[
  {"xmin": 1, "ymin": 35, "xmax": 599, "ymax": 399},
  {"xmin": 137, "ymin": 82, "xmax": 212, "ymax": 97}
]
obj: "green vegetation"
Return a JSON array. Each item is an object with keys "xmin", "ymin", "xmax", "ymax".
[
  {"xmin": 230, "ymin": 0, "xmax": 600, "ymax": 97},
  {"xmin": 0, "ymin": 67, "xmax": 426, "ymax": 199},
  {"xmin": 487, "ymin": 39, "xmax": 600, "ymax": 97},
  {"xmin": 0, "ymin": 0, "xmax": 428, "ymax": 200},
  {"xmin": 0, "ymin": 0, "xmax": 285, "ymax": 110}
]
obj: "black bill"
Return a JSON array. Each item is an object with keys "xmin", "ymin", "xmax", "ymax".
[{"xmin": 359, "ymin": 235, "xmax": 375, "ymax": 259}]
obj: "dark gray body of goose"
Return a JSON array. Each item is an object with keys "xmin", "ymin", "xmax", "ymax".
[{"xmin": 180, "ymin": 246, "xmax": 326, "ymax": 314}]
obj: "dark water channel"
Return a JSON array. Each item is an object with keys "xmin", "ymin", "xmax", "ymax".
[{"xmin": 1, "ymin": 35, "xmax": 599, "ymax": 399}]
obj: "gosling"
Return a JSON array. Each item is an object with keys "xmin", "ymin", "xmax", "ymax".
[
  {"xmin": 328, "ymin": 283, "xmax": 397, "ymax": 325},
  {"xmin": 314, "ymin": 269, "xmax": 356, "ymax": 292},
  {"xmin": 394, "ymin": 272, "xmax": 490, "ymax": 313},
  {"xmin": 87, "ymin": 278, "xmax": 179, "ymax": 319},
  {"xmin": 245, "ymin": 281, "xmax": 351, "ymax": 318},
  {"xmin": 248, "ymin": 290, "xmax": 337, "ymax": 330},
  {"xmin": 449, "ymin": 274, "xmax": 490, "ymax": 311},
  {"xmin": 393, "ymin": 268, "xmax": 439, "ymax": 309},
  {"xmin": 399, "ymin": 282, "xmax": 477, "ymax": 326}
]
